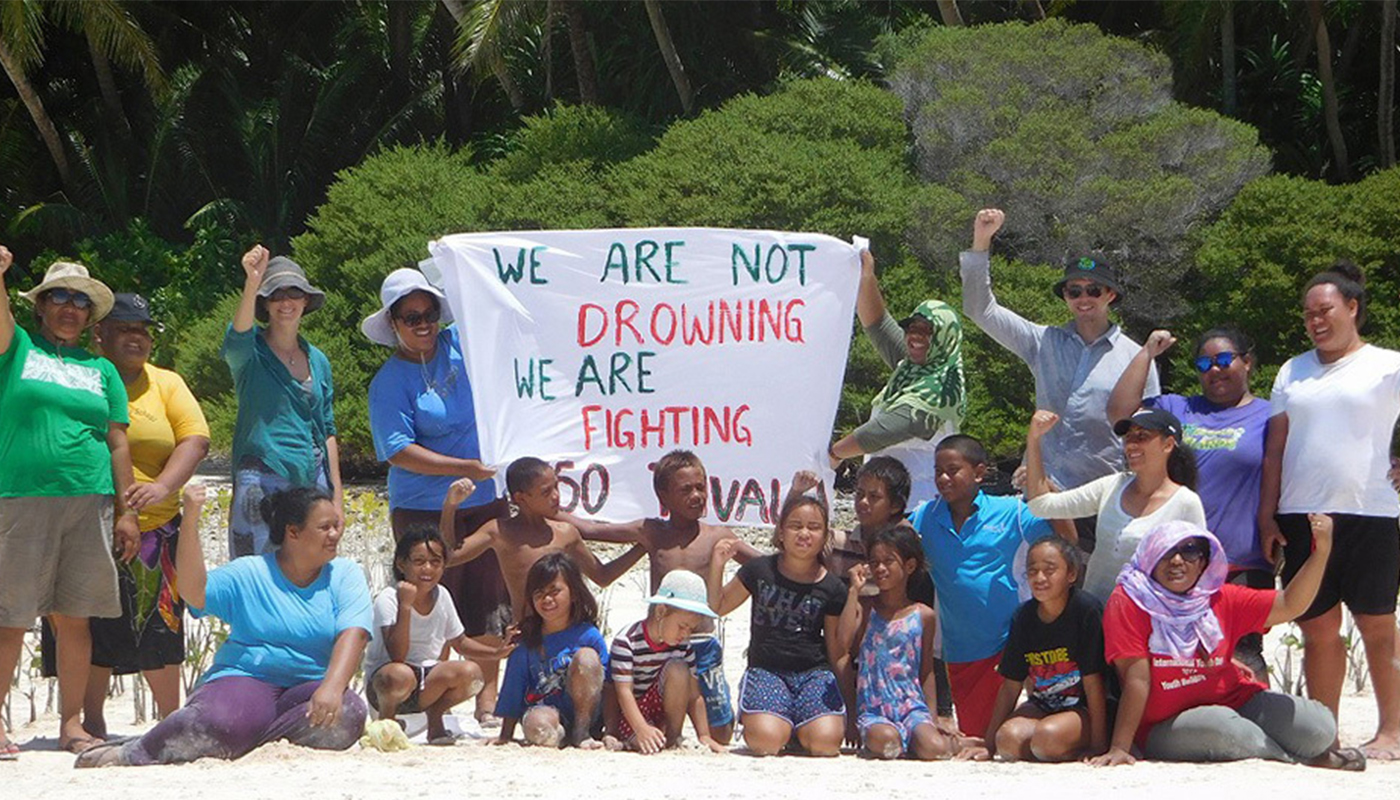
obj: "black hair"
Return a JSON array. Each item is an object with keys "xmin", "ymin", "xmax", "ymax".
[
  {"xmin": 1193, "ymin": 326, "xmax": 1254, "ymax": 360},
  {"xmin": 935, "ymin": 433, "xmax": 989, "ymax": 467},
  {"xmin": 506, "ymin": 456, "xmax": 553, "ymax": 495},
  {"xmin": 520, "ymin": 552, "xmax": 598, "ymax": 650},
  {"xmin": 390, "ymin": 289, "xmax": 440, "ymax": 319},
  {"xmin": 1026, "ymin": 535, "xmax": 1081, "ymax": 576},
  {"xmin": 1167, "ymin": 442, "xmax": 1198, "ymax": 491},
  {"xmin": 867, "ymin": 523, "xmax": 927, "ymax": 582},
  {"xmin": 258, "ymin": 486, "xmax": 333, "ymax": 546},
  {"xmin": 653, "ymin": 449, "xmax": 705, "ymax": 497},
  {"xmin": 391, "ymin": 525, "xmax": 448, "ymax": 582},
  {"xmin": 855, "ymin": 456, "xmax": 912, "ymax": 518},
  {"xmin": 1304, "ymin": 259, "xmax": 1367, "ymax": 329},
  {"xmin": 770, "ymin": 492, "xmax": 831, "ymax": 559}
]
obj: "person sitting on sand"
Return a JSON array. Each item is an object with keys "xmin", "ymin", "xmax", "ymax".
[
  {"xmin": 567, "ymin": 449, "xmax": 761, "ymax": 745},
  {"xmin": 77, "ymin": 485, "xmax": 371, "ymax": 767},
  {"xmin": 1090, "ymin": 519, "xmax": 1361, "ymax": 770},
  {"xmin": 493, "ymin": 553, "xmax": 609, "ymax": 749},
  {"xmin": 445, "ymin": 457, "xmax": 644, "ymax": 623},
  {"xmin": 603, "ymin": 569, "xmax": 726, "ymax": 754},
  {"xmin": 363, "ymin": 524, "xmax": 516, "ymax": 743}
]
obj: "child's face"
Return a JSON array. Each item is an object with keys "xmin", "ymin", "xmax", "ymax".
[
  {"xmin": 399, "ymin": 541, "xmax": 445, "ymax": 588},
  {"xmin": 854, "ymin": 475, "xmax": 896, "ymax": 530},
  {"xmin": 934, "ymin": 449, "xmax": 984, "ymax": 505},
  {"xmin": 658, "ymin": 465, "xmax": 707, "ymax": 522},
  {"xmin": 531, "ymin": 574, "xmax": 573, "ymax": 627},
  {"xmin": 866, "ymin": 542, "xmax": 912, "ymax": 593},
  {"xmin": 1026, "ymin": 543, "xmax": 1075, "ymax": 603},
  {"xmin": 650, "ymin": 607, "xmax": 703, "ymax": 645},
  {"xmin": 778, "ymin": 503, "xmax": 827, "ymax": 562},
  {"xmin": 515, "ymin": 468, "xmax": 562, "ymax": 518}
]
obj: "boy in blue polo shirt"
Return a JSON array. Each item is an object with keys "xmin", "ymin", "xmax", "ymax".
[{"xmin": 910, "ymin": 434, "xmax": 1063, "ymax": 738}]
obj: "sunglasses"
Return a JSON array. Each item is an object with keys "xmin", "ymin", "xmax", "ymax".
[
  {"xmin": 1194, "ymin": 351, "xmax": 1240, "ymax": 373},
  {"xmin": 1164, "ymin": 540, "xmax": 1209, "ymax": 564},
  {"xmin": 395, "ymin": 308, "xmax": 441, "ymax": 328},
  {"xmin": 1064, "ymin": 284, "xmax": 1105, "ymax": 300},
  {"xmin": 267, "ymin": 288, "xmax": 307, "ymax": 302},
  {"xmin": 46, "ymin": 288, "xmax": 93, "ymax": 309}
]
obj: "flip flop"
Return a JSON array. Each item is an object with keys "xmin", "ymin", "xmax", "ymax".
[
  {"xmin": 73, "ymin": 741, "xmax": 127, "ymax": 769},
  {"xmin": 427, "ymin": 735, "xmax": 458, "ymax": 747},
  {"xmin": 1, "ymin": 738, "xmax": 19, "ymax": 761},
  {"xmin": 1311, "ymin": 746, "xmax": 1367, "ymax": 772},
  {"xmin": 61, "ymin": 737, "xmax": 103, "ymax": 755}
]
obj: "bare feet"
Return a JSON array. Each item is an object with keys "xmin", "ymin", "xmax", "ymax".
[
  {"xmin": 575, "ymin": 737, "xmax": 604, "ymax": 751},
  {"xmin": 1360, "ymin": 734, "xmax": 1400, "ymax": 761}
]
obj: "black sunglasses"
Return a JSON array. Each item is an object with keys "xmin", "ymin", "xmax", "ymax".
[
  {"xmin": 1064, "ymin": 284, "xmax": 1105, "ymax": 300},
  {"xmin": 1194, "ymin": 352, "xmax": 1240, "ymax": 373},
  {"xmin": 46, "ymin": 288, "xmax": 93, "ymax": 309},
  {"xmin": 267, "ymin": 287, "xmax": 307, "ymax": 302},
  {"xmin": 395, "ymin": 308, "xmax": 442, "ymax": 328},
  {"xmin": 1165, "ymin": 540, "xmax": 1209, "ymax": 564}
]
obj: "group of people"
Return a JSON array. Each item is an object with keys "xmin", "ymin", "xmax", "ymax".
[{"xmin": 0, "ymin": 202, "xmax": 1396, "ymax": 773}]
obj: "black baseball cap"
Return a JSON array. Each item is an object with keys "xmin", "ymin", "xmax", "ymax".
[
  {"xmin": 107, "ymin": 293, "xmax": 155, "ymax": 324},
  {"xmin": 1113, "ymin": 407, "xmax": 1183, "ymax": 443}
]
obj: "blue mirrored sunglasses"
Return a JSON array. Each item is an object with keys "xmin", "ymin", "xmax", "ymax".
[
  {"xmin": 1194, "ymin": 352, "xmax": 1239, "ymax": 373},
  {"xmin": 46, "ymin": 288, "xmax": 93, "ymax": 309}
]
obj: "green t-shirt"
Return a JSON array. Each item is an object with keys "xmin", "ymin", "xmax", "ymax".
[{"xmin": 0, "ymin": 326, "xmax": 129, "ymax": 497}]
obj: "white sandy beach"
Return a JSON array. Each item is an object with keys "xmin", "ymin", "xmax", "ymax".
[{"xmin": 4, "ymin": 486, "xmax": 1398, "ymax": 798}]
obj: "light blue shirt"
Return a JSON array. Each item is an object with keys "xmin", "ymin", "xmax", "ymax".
[
  {"xmin": 368, "ymin": 326, "xmax": 494, "ymax": 510},
  {"xmin": 911, "ymin": 492, "xmax": 1053, "ymax": 663},
  {"xmin": 194, "ymin": 554, "xmax": 372, "ymax": 687},
  {"xmin": 960, "ymin": 250, "xmax": 1157, "ymax": 490}
]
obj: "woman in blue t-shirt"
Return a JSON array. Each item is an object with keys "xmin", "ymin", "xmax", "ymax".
[
  {"xmin": 76, "ymin": 484, "xmax": 372, "ymax": 767},
  {"xmin": 363, "ymin": 268, "xmax": 507, "ymax": 727},
  {"xmin": 1108, "ymin": 326, "xmax": 1273, "ymax": 683}
]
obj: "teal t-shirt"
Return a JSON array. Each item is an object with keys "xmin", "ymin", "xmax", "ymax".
[
  {"xmin": 0, "ymin": 326, "xmax": 129, "ymax": 497},
  {"xmin": 194, "ymin": 553, "xmax": 373, "ymax": 687}
]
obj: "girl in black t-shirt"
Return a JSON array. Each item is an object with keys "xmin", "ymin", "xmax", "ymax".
[
  {"xmin": 962, "ymin": 536, "xmax": 1108, "ymax": 762},
  {"xmin": 709, "ymin": 494, "xmax": 848, "ymax": 757}
]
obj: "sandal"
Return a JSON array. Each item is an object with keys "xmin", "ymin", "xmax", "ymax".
[
  {"xmin": 1, "ymin": 738, "xmax": 19, "ymax": 761},
  {"xmin": 1310, "ymin": 746, "xmax": 1367, "ymax": 772},
  {"xmin": 73, "ymin": 741, "xmax": 127, "ymax": 769},
  {"xmin": 61, "ymin": 736, "xmax": 103, "ymax": 755}
]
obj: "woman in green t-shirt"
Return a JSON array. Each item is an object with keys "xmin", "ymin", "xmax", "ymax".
[{"xmin": 0, "ymin": 247, "xmax": 140, "ymax": 758}]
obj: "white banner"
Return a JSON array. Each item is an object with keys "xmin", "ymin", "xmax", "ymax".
[{"xmin": 429, "ymin": 228, "xmax": 860, "ymax": 525}]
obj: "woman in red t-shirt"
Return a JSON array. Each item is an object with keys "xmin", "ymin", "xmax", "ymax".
[{"xmin": 1091, "ymin": 518, "xmax": 1362, "ymax": 769}]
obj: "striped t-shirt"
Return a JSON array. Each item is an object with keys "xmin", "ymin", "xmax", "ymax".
[{"xmin": 608, "ymin": 619, "xmax": 696, "ymax": 692}]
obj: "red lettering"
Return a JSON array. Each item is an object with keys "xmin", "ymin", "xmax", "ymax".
[
  {"xmin": 615, "ymin": 299, "xmax": 643, "ymax": 346},
  {"xmin": 649, "ymin": 303, "xmax": 677, "ymax": 345},
  {"xmin": 578, "ymin": 304, "xmax": 607, "ymax": 347}
]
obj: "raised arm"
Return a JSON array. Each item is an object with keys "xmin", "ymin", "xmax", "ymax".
[
  {"xmin": 1023, "ymin": 410, "xmax": 1060, "ymax": 501},
  {"xmin": 233, "ymin": 245, "xmax": 268, "ymax": 333},
  {"xmin": 0, "ymin": 245, "xmax": 14, "ymax": 355},
  {"xmin": 707, "ymin": 539, "xmax": 750, "ymax": 616},
  {"xmin": 855, "ymin": 249, "xmax": 886, "ymax": 328},
  {"xmin": 176, "ymin": 484, "xmax": 209, "ymax": 609},
  {"xmin": 961, "ymin": 209, "xmax": 1042, "ymax": 362},
  {"xmin": 446, "ymin": 509, "xmax": 495, "ymax": 568},
  {"xmin": 835, "ymin": 566, "xmax": 869, "ymax": 656},
  {"xmin": 562, "ymin": 512, "xmax": 645, "ymax": 545},
  {"xmin": 1257, "ymin": 413, "xmax": 1289, "ymax": 566},
  {"xmin": 440, "ymin": 478, "xmax": 476, "ymax": 551},
  {"xmin": 1266, "ymin": 513, "xmax": 1333, "ymax": 626},
  {"xmin": 384, "ymin": 583, "xmax": 417, "ymax": 663},
  {"xmin": 1107, "ymin": 330, "xmax": 1175, "ymax": 424}
]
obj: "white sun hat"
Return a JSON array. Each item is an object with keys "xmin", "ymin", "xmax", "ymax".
[
  {"xmin": 647, "ymin": 569, "xmax": 718, "ymax": 618},
  {"xmin": 361, "ymin": 268, "xmax": 454, "ymax": 346}
]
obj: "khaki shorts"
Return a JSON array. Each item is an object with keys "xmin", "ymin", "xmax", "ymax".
[{"xmin": 0, "ymin": 495, "xmax": 121, "ymax": 627}]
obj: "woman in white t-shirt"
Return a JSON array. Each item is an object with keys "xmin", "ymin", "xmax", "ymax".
[
  {"xmin": 366, "ymin": 526, "xmax": 516, "ymax": 744},
  {"xmin": 1258, "ymin": 260, "xmax": 1400, "ymax": 761},
  {"xmin": 1024, "ymin": 407, "xmax": 1206, "ymax": 602}
]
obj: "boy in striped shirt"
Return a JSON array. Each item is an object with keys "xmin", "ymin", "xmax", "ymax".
[{"xmin": 604, "ymin": 570, "xmax": 726, "ymax": 753}]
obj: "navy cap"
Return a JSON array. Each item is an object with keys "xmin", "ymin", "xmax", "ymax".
[
  {"xmin": 107, "ymin": 293, "xmax": 155, "ymax": 324},
  {"xmin": 1113, "ymin": 407, "xmax": 1183, "ymax": 443}
]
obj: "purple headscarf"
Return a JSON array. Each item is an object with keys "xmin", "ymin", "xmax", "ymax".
[{"xmin": 1115, "ymin": 520, "xmax": 1230, "ymax": 660}]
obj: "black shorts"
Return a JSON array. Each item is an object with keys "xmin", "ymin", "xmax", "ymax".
[
  {"xmin": 367, "ymin": 662, "xmax": 435, "ymax": 714},
  {"xmin": 1277, "ymin": 513, "xmax": 1400, "ymax": 619}
]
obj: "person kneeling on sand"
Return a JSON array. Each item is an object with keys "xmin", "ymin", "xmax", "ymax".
[
  {"xmin": 363, "ymin": 522, "xmax": 516, "ymax": 744},
  {"xmin": 602, "ymin": 569, "xmax": 727, "ymax": 754},
  {"xmin": 493, "ymin": 554, "xmax": 609, "ymax": 749}
]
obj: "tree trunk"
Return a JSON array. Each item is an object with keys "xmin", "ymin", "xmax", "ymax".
[
  {"xmin": 88, "ymin": 36, "xmax": 131, "ymax": 134},
  {"xmin": 562, "ymin": 0, "xmax": 599, "ymax": 105},
  {"xmin": 1382, "ymin": 0, "xmax": 1397, "ymax": 168},
  {"xmin": 544, "ymin": 0, "xmax": 556, "ymax": 105},
  {"xmin": 0, "ymin": 37, "xmax": 76, "ymax": 194},
  {"xmin": 389, "ymin": 0, "xmax": 411, "ymax": 90},
  {"xmin": 936, "ymin": 1, "xmax": 965, "ymax": 27},
  {"xmin": 1220, "ymin": 0, "xmax": 1237, "ymax": 115},
  {"xmin": 1308, "ymin": 0, "xmax": 1351, "ymax": 181},
  {"xmin": 434, "ymin": 2, "xmax": 469, "ymax": 144},
  {"xmin": 643, "ymin": 0, "xmax": 694, "ymax": 115}
]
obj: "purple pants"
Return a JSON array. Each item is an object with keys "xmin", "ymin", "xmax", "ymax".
[{"xmin": 121, "ymin": 676, "xmax": 366, "ymax": 765}]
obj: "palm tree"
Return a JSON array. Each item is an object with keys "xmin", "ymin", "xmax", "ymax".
[
  {"xmin": 1307, "ymin": 0, "xmax": 1350, "ymax": 180},
  {"xmin": 443, "ymin": 0, "xmax": 529, "ymax": 111},
  {"xmin": 1382, "ymin": 0, "xmax": 1397, "ymax": 168},
  {"xmin": 643, "ymin": 0, "xmax": 693, "ymax": 115}
]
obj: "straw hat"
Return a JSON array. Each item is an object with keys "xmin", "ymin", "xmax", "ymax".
[{"xmin": 18, "ymin": 261, "xmax": 116, "ymax": 324}]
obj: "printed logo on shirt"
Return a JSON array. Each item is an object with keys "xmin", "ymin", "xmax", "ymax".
[
  {"xmin": 20, "ymin": 349, "xmax": 103, "ymax": 397},
  {"xmin": 1182, "ymin": 423, "xmax": 1244, "ymax": 452},
  {"xmin": 1025, "ymin": 647, "xmax": 1084, "ymax": 711},
  {"xmin": 753, "ymin": 580, "xmax": 825, "ymax": 633}
]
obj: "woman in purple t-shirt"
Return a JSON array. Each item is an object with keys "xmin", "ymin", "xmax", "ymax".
[{"xmin": 1108, "ymin": 326, "xmax": 1273, "ymax": 684}]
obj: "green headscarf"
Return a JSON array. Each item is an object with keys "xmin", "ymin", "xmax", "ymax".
[{"xmin": 871, "ymin": 299, "xmax": 966, "ymax": 434}]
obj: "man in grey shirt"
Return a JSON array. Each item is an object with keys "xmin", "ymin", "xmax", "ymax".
[{"xmin": 960, "ymin": 209, "xmax": 1158, "ymax": 549}]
